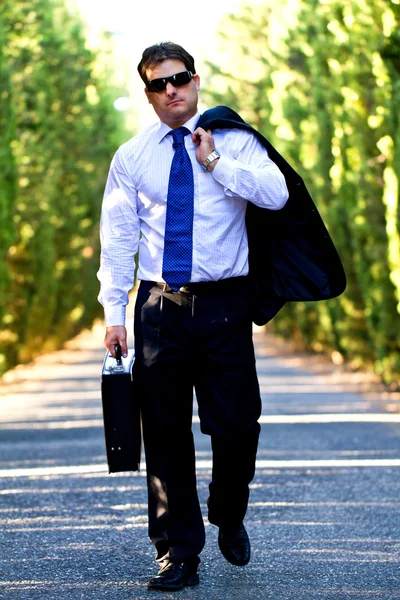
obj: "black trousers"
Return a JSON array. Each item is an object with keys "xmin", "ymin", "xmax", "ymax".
[{"xmin": 134, "ymin": 278, "xmax": 261, "ymax": 566}]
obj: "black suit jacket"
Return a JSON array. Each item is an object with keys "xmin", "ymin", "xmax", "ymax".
[{"xmin": 196, "ymin": 106, "xmax": 346, "ymax": 325}]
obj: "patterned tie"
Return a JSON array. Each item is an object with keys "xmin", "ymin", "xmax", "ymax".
[{"xmin": 162, "ymin": 127, "xmax": 194, "ymax": 290}]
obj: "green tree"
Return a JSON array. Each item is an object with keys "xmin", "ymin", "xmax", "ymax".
[
  {"xmin": 0, "ymin": 0, "xmax": 126, "ymax": 374},
  {"xmin": 206, "ymin": 0, "xmax": 400, "ymax": 383},
  {"xmin": 0, "ymin": 17, "xmax": 17, "ymax": 372}
]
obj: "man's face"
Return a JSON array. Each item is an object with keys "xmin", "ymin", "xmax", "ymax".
[{"xmin": 144, "ymin": 59, "xmax": 200, "ymax": 128}]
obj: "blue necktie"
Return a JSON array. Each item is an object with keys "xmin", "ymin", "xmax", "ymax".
[{"xmin": 162, "ymin": 127, "xmax": 194, "ymax": 291}]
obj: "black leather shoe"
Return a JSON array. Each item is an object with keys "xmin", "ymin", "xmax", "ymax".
[
  {"xmin": 147, "ymin": 561, "xmax": 200, "ymax": 591},
  {"xmin": 218, "ymin": 523, "xmax": 251, "ymax": 566}
]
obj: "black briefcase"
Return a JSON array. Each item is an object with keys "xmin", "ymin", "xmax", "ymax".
[{"xmin": 101, "ymin": 344, "xmax": 141, "ymax": 472}]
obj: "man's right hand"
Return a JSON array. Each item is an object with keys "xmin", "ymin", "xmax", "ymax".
[{"xmin": 104, "ymin": 325, "xmax": 128, "ymax": 358}]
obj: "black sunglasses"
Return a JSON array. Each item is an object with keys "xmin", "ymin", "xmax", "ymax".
[{"xmin": 147, "ymin": 71, "xmax": 194, "ymax": 93}]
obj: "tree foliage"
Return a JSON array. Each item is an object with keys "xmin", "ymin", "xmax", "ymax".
[
  {"xmin": 206, "ymin": 0, "xmax": 400, "ymax": 383},
  {"xmin": 0, "ymin": 0, "xmax": 125, "ymax": 374}
]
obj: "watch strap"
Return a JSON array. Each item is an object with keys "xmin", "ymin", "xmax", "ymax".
[{"xmin": 201, "ymin": 150, "xmax": 220, "ymax": 171}]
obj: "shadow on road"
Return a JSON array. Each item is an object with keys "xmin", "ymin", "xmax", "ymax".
[{"xmin": 0, "ymin": 325, "xmax": 399, "ymax": 599}]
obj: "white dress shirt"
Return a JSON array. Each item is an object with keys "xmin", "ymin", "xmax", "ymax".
[{"xmin": 97, "ymin": 111, "xmax": 289, "ymax": 326}]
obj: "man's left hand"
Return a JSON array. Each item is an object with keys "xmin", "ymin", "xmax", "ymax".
[{"xmin": 192, "ymin": 128, "xmax": 219, "ymax": 171}]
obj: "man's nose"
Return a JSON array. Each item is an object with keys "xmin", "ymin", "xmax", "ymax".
[{"xmin": 165, "ymin": 81, "xmax": 177, "ymax": 95}]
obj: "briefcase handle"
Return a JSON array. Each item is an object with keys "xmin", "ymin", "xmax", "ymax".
[{"xmin": 114, "ymin": 343, "xmax": 122, "ymax": 364}]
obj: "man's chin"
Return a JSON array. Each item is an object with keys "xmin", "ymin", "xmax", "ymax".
[{"xmin": 161, "ymin": 104, "xmax": 197, "ymax": 127}]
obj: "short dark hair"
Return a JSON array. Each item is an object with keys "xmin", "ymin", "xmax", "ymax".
[{"xmin": 137, "ymin": 42, "xmax": 196, "ymax": 87}]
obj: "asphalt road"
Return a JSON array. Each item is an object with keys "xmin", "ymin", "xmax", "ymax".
[{"xmin": 1, "ymin": 321, "xmax": 399, "ymax": 600}]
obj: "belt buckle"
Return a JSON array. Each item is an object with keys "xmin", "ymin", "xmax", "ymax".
[{"xmin": 178, "ymin": 285, "xmax": 190, "ymax": 294}]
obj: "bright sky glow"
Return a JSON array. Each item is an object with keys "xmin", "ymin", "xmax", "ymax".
[
  {"xmin": 73, "ymin": 0, "xmax": 241, "ymax": 57},
  {"xmin": 71, "ymin": 0, "xmax": 243, "ymax": 127},
  {"xmin": 113, "ymin": 96, "xmax": 132, "ymax": 111}
]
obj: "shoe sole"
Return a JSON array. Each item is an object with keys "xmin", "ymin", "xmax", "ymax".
[
  {"xmin": 219, "ymin": 550, "xmax": 250, "ymax": 566},
  {"xmin": 148, "ymin": 574, "xmax": 200, "ymax": 591},
  {"xmin": 218, "ymin": 543, "xmax": 250, "ymax": 566}
]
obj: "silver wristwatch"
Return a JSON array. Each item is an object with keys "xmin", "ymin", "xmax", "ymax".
[{"xmin": 201, "ymin": 150, "xmax": 220, "ymax": 171}]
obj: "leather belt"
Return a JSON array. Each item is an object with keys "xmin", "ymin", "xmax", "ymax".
[{"xmin": 151, "ymin": 276, "xmax": 248, "ymax": 295}]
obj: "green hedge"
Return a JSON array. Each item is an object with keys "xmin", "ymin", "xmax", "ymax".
[
  {"xmin": 206, "ymin": 0, "xmax": 400, "ymax": 383},
  {"xmin": 0, "ymin": 0, "xmax": 126, "ymax": 375}
]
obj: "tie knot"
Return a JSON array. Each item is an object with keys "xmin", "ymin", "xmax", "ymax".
[{"xmin": 170, "ymin": 127, "xmax": 190, "ymax": 148}]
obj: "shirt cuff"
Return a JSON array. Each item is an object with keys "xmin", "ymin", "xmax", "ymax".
[
  {"xmin": 211, "ymin": 155, "xmax": 235, "ymax": 187},
  {"xmin": 104, "ymin": 305, "xmax": 126, "ymax": 327}
]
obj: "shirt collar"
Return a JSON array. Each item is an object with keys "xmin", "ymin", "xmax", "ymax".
[{"xmin": 155, "ymin": 112, "xmax": 200, "ymax": 144}]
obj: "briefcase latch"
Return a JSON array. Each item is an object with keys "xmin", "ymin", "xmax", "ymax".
[{"xmin": 107, "ymin": 363, "xmax": 124, "ymax": 373}]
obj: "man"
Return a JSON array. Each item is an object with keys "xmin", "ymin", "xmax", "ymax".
[{"xmin": 97, "ymin": 41, "xmax": 289, "ymax": 591}]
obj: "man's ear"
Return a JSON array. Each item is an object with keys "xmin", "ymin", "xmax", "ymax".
[
  {"xmin": 144, "ymin": 87, "xmax": 151, "ymax": 104},
  {"xmin": 193, "ymin": 74, "xmax": 200, "ymax": 91}
]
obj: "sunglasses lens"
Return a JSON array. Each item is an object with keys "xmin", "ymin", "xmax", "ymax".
[
  {"xmin": 148, "ymin": 79, "xmax": 165, "ymax": 92},
  {"xmin": 148, "ymin": 71, "xmax": 192, "ymax": 92},
  {"xmin": 173, "ymin": 71, "xmax": 192, "ymax": 87}
]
